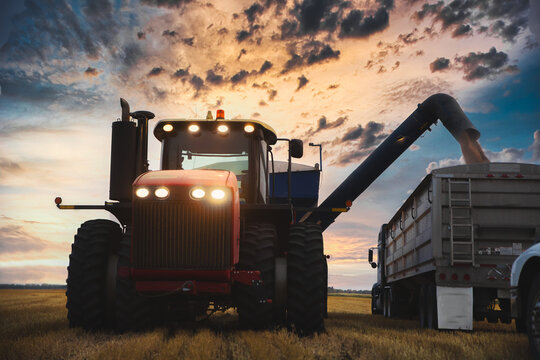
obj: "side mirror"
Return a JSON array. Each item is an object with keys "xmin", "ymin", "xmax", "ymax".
[
  {"xmin": 368, "ymin": 248, "xmax": 378, "ymax": 268},
  {"xmin": 290, "ymin": 139, "xmax": 303, "ymax": 158}
]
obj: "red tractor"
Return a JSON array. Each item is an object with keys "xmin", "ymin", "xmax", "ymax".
[
  {"xmin": 58, "ymin": 93, "xmax": 478, "ymax": 334},
  {"xmin": 58, "ymin": 99, "xmax": 327, "ymax": 334}
]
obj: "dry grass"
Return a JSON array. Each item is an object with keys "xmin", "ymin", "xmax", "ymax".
[{"xmin": 0, "ymin": 290, "xmax": 530, "ymax": 360}]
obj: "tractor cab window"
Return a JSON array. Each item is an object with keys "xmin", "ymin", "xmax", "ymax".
[{"xmin": 161, "ymin": 127, "xmax": 251, "ymax": 199}]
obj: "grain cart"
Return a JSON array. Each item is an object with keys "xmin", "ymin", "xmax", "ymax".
[
  {"xmin": 57, "ymin": 93, "xmax": 486, "ymax": 334},
  {"xmin": 369, "ymin": 163, "xmax": 540, "ymax": 330}
]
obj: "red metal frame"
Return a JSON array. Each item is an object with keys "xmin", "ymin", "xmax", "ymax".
[{"xmin": 136, "ymin": 280, "xmax": 230, "ymax": 294}]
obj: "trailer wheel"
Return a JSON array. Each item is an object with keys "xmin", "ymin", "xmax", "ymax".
[
  {"xmin": 287, "ymin": 223, "xmax": 325, "ymax": 335},
  {"xmin": 66, "ymin": 219, "xmax": 121, "ymax": 330},
  {"xmin": 235, "ymin": 222, "xmax": 276, "ymax": 329},
  {"xmin": 115, "ymin": 228, "xmax": 154, "ymax": 332},
  {"xmin": 426, "ymin": 283, "xmax": 438, "ymax": 329},
  {"xmin": 419, "ymin": 285, "xmax": 427, "ymax": 328},
  {"xmin": 526, "ymin": 274, "xmax": 540, "ymax": 358}
]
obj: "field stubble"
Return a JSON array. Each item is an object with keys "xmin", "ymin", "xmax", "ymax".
[{"xmin": 0, "ymin": 290, "xmax": 530, "ymax": 360}]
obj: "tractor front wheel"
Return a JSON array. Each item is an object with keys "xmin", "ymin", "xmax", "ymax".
[
  {"xmin": 287, "ymin": 223, "xmax": 326, "ymax": 335},
  {"xmin": 235, "ymin": 222, "xmax": 276, "ymax": 329},
  {"xmin": 66, "ymin": 219, "xmax": 121, "ymax": 330}
]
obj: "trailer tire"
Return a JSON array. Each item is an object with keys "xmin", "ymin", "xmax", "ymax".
[
  {"xmin": 235, "ymin": 222, "xmax": 276, "ymax": 329},
  {"xmin": 66, "ymin": 219, "xmax": 121, "ymax": 330},
  {"xmin": 419, "ymin": 285, "xmax": 427, "ymax": 328},
  {"xmin": 526, "ymin": 274, "xmax": 540, "ymax": 358},
  {"xmin": 287, "ymin": 223, "xmax": 325, "ymax": 335},
  {"xmin": 426, "ymin": 283, "xmax": 438, "ymax": 329},
  {"xmin": 115, "ymin": 228, "xmax": 154, "ymax": 332}
]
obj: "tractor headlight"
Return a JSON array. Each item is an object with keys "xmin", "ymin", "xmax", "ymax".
[
  {"xmin": 211, "ymin": 189, "xmax": 226, "ymax": 200},
  {"xmin": 190, "ymin": 188, "xmax": 205, "ymax": 199},
  {"xmin": 155, "ymin": 187, "xmax": 169, "ymax": 199},
  {"xmin": 136, "ymin": 188, "xmax": 150, "ymax": 198}
]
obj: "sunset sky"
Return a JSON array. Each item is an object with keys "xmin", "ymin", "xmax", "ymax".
[{"xmin": 1, "ymin": 0, "xmax": 539, "ymax": 289}]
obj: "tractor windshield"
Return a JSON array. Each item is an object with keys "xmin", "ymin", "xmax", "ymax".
[{"xmin": 161, "ymin": 128, "xmax": 251, "ymax": 196}]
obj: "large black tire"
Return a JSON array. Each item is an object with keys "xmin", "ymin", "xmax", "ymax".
[
  {"xmin": 526, "ymin": 274, "xmax": 540, "ymax": 358},
  {"xmin": 287, "ymin": 223, "xmax": 325, "ymax": 335},
  {"xmin": 425, "ymin": 283, "xmax": 438, "ymax": 329},
  {"xmin": 115, "ymin": 228, "xmax": 155, "ymax": 332},
  {"xmin": 66, "ymin": 219, "xmax": 121, "ymax": 330},
  {"xmin": 235, "ymin": 222, "xmax": 276, "ymax": 329},
  {"xmin": 418, "ymin": 285, "xmax": 427, "ymax": 328}
]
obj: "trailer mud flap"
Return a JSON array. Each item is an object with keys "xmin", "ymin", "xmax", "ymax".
[{"xmin": 437, "ymin": 286, "xmax": 473, "ymax": 330}]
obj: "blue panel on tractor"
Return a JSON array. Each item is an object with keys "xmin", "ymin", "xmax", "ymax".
[{"xmin": 270, "ymin": 170, "xmax": 320, "ymax": 223}]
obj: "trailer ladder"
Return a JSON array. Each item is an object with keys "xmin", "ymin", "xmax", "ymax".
[{"xmin": 448, "ymin": 178, "xmax": 475, "ymax": 266}]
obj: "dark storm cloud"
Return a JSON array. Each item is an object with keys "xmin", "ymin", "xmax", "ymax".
[
  {"xmin": 259, "ymin": 60, "xmax": 273, "ymax": 74},
  {"xmin": 172, "ymin": 67, "xmax": 190, "ymax": 78},
  {"xmin": 306, "ymin": 43, "xmax": 340, "ymax": 64},
  {"xmin": 281, "ymin": 41, "xmax": 340, "ymax": 73},
  {"xmin": 231, "ymin": 70, "xmax": 250, "ymax": 84},
  {"xmin": 332, "ymin": 121, "xmax": 387, "ymax": 165},
  {"xmin": 236, "ymin": 30, "xmax": 252, "ymax": 42},
  {"xmin": 205, "ymin": 69, "xmax": 224, "ymax": 85},
  {"xmin": 244, "ymin": 2, "xmax": 265, "ymax": 23},
  {"xmin": 452, "ymin": 23, "xmax": 472, "ymax": 37},
  {"xmin": 491, "ymin": 17, "xmax": 528, "ymax": 43},
  {"xmin": 183, "ymin": 37, "xmax": 195, "ymax": 46},
  {"xmin": 339, "ymin": 7, "xmax": 390, "ymax": 38},
  {"xmin": 190, "ymin": 75, "xmax": 204, "ymax": 91},
  {"xmin": 398, "ymin": 28, "xmax": 424, "ymax": 44},
  {"xmin": 296, "ymin": 75, "xmax": 309, "ymax": 91},
  {"xmin": 313, "ymin": 115, "xmax": 347, "ymax": 134},
  {"xmin": 267, "ymin": 89, "xmax": 278, "ymax": 101},
  {"xmin": 454, "ymin": 47, "xmax": 517, "ymax": 81},
  {"xmin": 0, "ymin": 0, "xmax": 98, "ymax": 62},
  {"xmin": 429, "ymin": 57, "xmax": 450, "ymax": 72},
  {"xmin": 0, "ymin": 68, "xmax": 103, "ymax": 106},
  {"xmin": 141, "ymin": 0, "xmax": 193, "ymax": 8},
  {"xmin": 162, "ymin": 29, "xmax": 178, "ymax": 37},
  {"xmin": 84, "ymin": 67, "xmax": 99, "ymax": 76},
  {"xmin": 148, "ymin": 67, "xmax": 165, "ymax": 76},
  {"xmin": 413, "ymin": 0, "xmax": 529, "ymax": 43},
  {"xmin": 115, "ymin": 42, "xmax": 144, "ymax": 68}
]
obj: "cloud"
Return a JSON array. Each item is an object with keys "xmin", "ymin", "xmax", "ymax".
[
  {"xmin": 147, "ymin": 67, "xmax": 165, "ymax": 76},
  {"xmin": 231, "ymin": 70, "xmax": 250, "ymax": 84},
  {"xmin": 172, "ymin": 67, "xmax": 190, "ymax": 78},
  {"xmin": 162, "ymin": 29, "xmax": 178, "ymax": 37},
  {"xmin": 259, "ymin": 60, "xmax": 273, "ymax": 74},
  {"xmin": 296, "ymin": 74, "xmax": 309, "ymax": 91},
  {"xmin": 339, "ymin": 8, "xmax": 390, "ymax": 38},
  {"xmin": 137, "ymin": 31, "xmax": 146, "ymax": 39},
  {"xmin": 141, "ymin": 0, "xmax": 193, "ymax": 8},
  {"xmin": 236, "ymin": 29, "xmax": 253, "ymax": 42},
  {"xmin": 331, "ymin": 121, "xmax": 387, "ymax": 166},
  {"xmin": 452, "ymin": 23, "xmax": 472, "ymax": 38},
  {"xmin": 244, "ymin": 2, "xmax": 265, "ymax": 24},
  {"xmin": 305, "ymin": 115, "xmax": 347, "ymax": 137},
  {"xmin": 281, "ymin": 41, "xmax": 341, "ymax": 73},
  {"xmin": 84, "ymin": 66, "xmax": 100, "ymax": 77},
  {"xmin": 426, "ymin": 157, "xmax": 462, "ymax": 173},
  {"xmin": 398, "ymin": 28, "xmax": 424, "ymax": 44},
  {"xmin": 205, "ymin": 69, "xmax": 224, "ymax": 85},
  {"xmin": 413, "ymin": 0, "xmax": 529, "ymax": 43},
  {"xmin": 454, "ymin": 47, "xmax": 517, "ymax": 81},
  {"xmin": 430, "ymin": 57, "xmax": 450, "ymax": 72},
  {"xmin": 0, "ymin": 225, "xmax": 48, "ymax": 254},
  {"xmin": 384, "ymin": 77, "xmax": 453, "ymax": 105},
  {"xmin": 267, "ymin": 89, "xmax": 278, "ymax": 101},
  {"xmin": 182, "ymin": 37, "xmax": 195, "ymax": 46},
  {"xmin": 0, "ymin": 158, "xmax": 23, "ymax": 175},
  {"xmin": 189, "ymin": 75, "xmax": 204, "ymax": 93}
]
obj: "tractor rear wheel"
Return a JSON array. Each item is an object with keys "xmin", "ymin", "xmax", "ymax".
[
  {"xmin": 115, "ymin": 228, "xmax": 154, "ymax": 332},
  {"xmin": 287, "ymin": 223, "xmax": 325, "ymax": 335},
  {"xmin": 235, "ymin": 222, "xmax": 276, "ymax": 329},
  {"xmin": 66, "ymin": 219, "xmax": 121, "ymax": 330}
]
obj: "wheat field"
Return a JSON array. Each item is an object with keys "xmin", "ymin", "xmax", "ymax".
[{"xmin": 0, "ymin": 290, "xmax": 531, "ymax": 359}]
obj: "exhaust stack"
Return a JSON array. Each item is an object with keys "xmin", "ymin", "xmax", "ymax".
[{"xmin": 308, "ymin": 93, "xmax": 488, "ymax": 230}]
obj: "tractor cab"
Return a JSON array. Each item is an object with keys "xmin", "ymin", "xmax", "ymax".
[{"xmin": 154, "ymin": 111, "xmax": 277, "ymax": 204}]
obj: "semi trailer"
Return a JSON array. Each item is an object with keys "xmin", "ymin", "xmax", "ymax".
[
  {"xmin": 369, "ymin": 162, "xmax": 540, "ymax": 330},
  {"xmin": 56, "ymin": 93, "xmax": 489, "ymax": 333}
]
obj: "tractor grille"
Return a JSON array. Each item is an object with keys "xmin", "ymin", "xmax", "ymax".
[{"xmin": 133, "ymin": 200, "xmax": 231, "ymax": 270}]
